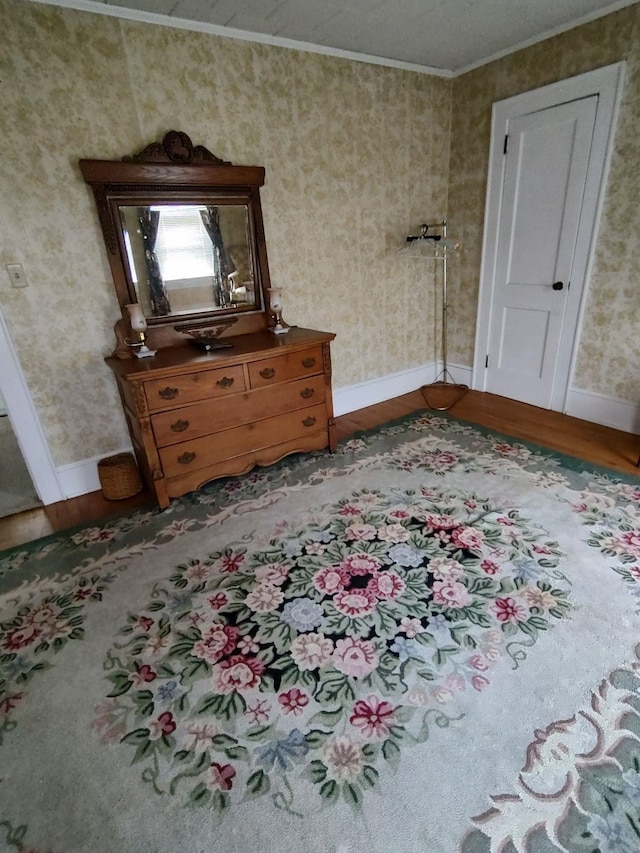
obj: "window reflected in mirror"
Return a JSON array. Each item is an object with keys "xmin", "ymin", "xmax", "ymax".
[{"xmin": 118, "ymin": 204, "xmax": 257, "ymax": 319}]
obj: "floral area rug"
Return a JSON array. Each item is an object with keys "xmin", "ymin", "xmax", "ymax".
[{"xmin": 1, "ymin": 411, "xmax": 640, "ymax": 853}]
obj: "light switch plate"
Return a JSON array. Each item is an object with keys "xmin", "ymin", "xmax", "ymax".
[{"xmin": 6, "ymin": 263, "xmax": 28, "ymax": 288}]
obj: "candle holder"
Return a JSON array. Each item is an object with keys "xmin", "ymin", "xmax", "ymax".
[
  {"xmin": 267, "ymin": 287, "xmax": 289, "ymax": 335},
  {"xmin": 125, "ymin": 303, "xmax": 157, "ymax": 358}
]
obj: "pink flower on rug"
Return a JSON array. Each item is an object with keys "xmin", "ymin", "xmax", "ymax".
[
  {"xmin": 313, "ymin": 566, "xmax": 347, "ymax": 594},
  {"xmin": 208, "ymin": 593, "xmax": 228, "ymax": 610},
  {"xmin": 344, "ymin": 523, "xmax": 377, "ymax": 541},
  {"xmin": 493, "ymin": 597, "xmax": 528, "ymax": 623},
  {"xmin": 334, "ymin": 589, "xmax": 377, "ymax": 618},
  {"xmin": 428, "ymin": 557, "xmax": 464, "ymax": 580},
  {"xmin": 148, "ymin": 711, "xmax": 176, "ymax": 740},
  {"xmin": 451, "ymin": 526, "xmax": 485, "ymax": 551},
  {"xmin": 212, "ymin": 655, "xmax": 264, "ymax": 694},
  {"xmin": 185, "ymin": 562, "xmax": 209, "ymax": 582},
  {"xmin": 0, "ymin": 692, "xmax": 23, "ymax": 716},
  {"xmin": 290, "ymin": 632, "xmax": 334, "ymax": 670},
  {"xmin": 432, "ymin": 686, "xmax": 453, "ymax": 704},
  {"xmin": 389, "ymin": 509, "xmax": 410, "ymax": 520},
  {"xmin": 323, "ymin": 736, "xmax": 364, "ymax": 780},
  {"xmin": 521, "ymin": 587, "xmax": 558, "ymax": 610},
  {"xmin": 192, "ymin": 624, "xmax": 239, "ymax": 665},
  {"xmin": 338, "ymin": 504, "xmax": 361, "ymax": 517},
  {"xmin": 481, "ymin": 559, "xmax": 500, "ymax": 575},
  {"xmin": 350, "ymin": 695, "xmax": 395, "ymax": 738},
  {"xmin": 186, "ymin": 723, "xmax": 217, "ymax": 752},
  {"xmin": 468, "ymin": 655, "xmax": 489, "ymax": 671},
  {"xmin": 398, "ymin": 616, "xmax": 423, "ymax": 638},
  {"xmin": 254, "ymin": 563, "xmax": 290, "ymax": 586},
  {"xmin": 618, "ymin": 531, "xmax": 640, "ymax": 558},
  {"xmin": 332, "ymin": 637, "xmax": 379, "ymax": 679},
  {"xmin": 245, "ymin": 583, "xmax": 285, "ymax": 613},
  {"xmin": 340, "ymin": 553, "xmax": 381, "ymax": 576},
  {"xmin": 278, "ymin": 688, "xmax": 309, "ymax": 716},
  {"xmin": 471, "ymin": 675, "xmax": 490, "ymax": 692},
  {"xmin": 24, "ymin": 604, "xmax": 57, "ymax": 626},
  {"xmin": 217, "ymin": 552, "xmax": 245, "ymax": 573},
  {"xmin": 368, "ymin": 572, "xmax": 405, "ymax": 600},
  {"xmin": 73, "ymin": 587, "xmax": 93, "ymax": 600},
  {"xmin": 137, "ymin": 616, "xmax": 154, "ymax": 631},
  {"xmin": 132, "ymin": 663, "xmax": 156, "ymax": 685},
  {"xmin": 2, "ymin": 624, "xmax": 41, "ymax": 651},
  {"xmin": 237, "ymin": 635, "xmax": 260, "ymax": 655},
  {"xmin": 433, "ymin": 579, "xmax": 471, "ymax": 609},
  {"xmin": 378, "ymin": 524, "xmax": 410, "ymax": 544},
  {"xmin": 245, "ymin": 699, "xmax": 271, "ymax": 724},
  {"xmin": 208, "ymin": 762, "xmax": 236, "ymax": 791},
  {"xmin": 425, "ymin": 514, "xmax": 459, "ymax": 530}
]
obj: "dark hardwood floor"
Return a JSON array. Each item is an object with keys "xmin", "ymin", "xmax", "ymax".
[{"xmin": 1, "ymin": 388, "xmax": 637, "ymax": 552}]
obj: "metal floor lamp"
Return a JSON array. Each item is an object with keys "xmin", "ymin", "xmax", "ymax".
[{"xmin": 399, "ymin": 220, "xmax": 468, "ymax": 411}]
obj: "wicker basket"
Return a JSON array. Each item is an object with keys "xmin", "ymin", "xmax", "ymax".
[{"xmin": 97, "ymin": 452, "xmax": 143, "ymax": 500}]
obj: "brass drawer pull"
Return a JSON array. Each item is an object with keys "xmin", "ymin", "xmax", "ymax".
[
  {"xmin": 259, "ymin": 367, "xmax": 276, "ymax": 379},
  {"xmin": 302, "ymin": 357, "xmax": 316, "ymax": 368},
  {"xmin": 302, "ymin": 416, "xmax": 317, "ymax": 427},
  {"xmin": 177, "ymin": 451, "xmax": 196, "ymax": 465},
  {"xmin": 217, "ymin": 376, "xmax": 235, "ymax": 388},
  {"xmin": 300, "ymin": 387, "xmax": 315, "ymax": 399},
  {"xmin": 170, "ymin": 419, "xmax": 189, "ymax": 433},
  {"xmin": 158, "ymin": 387, "xmax": 179, "ymax": 400}
]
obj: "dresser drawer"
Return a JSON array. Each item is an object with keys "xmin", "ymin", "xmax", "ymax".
[
  {"xmin": 248, "ymin": 347, "xmax": 323, "ymax": 389},
  {"xmin": 151, "ymin": 375, "xmax": 326, "ymax": 447},
  {"xmin": 144, "ymin": 365, "xmax": 245, "ymax": 412},
  {"xmin": 159, "ymin": 403, "xmax": 327, "ymax": 477}
]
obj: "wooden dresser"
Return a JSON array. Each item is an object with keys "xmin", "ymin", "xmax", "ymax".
[{"xmin": 106, "ymin": 327, "xmax": 336, "ymax": 508}]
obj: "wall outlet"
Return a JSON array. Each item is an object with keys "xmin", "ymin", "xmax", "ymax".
[{"xmin": 6, "ymin": 263, "xmax": 29, "ymax": 288}]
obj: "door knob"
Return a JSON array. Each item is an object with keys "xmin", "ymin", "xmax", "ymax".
[{"xmin": 552, "ymin": 281, "xmax": 564, "ymax": 291}]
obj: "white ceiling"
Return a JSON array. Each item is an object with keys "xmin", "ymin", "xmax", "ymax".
[{"xmin": 41, "ymin": 0, "xmax": 636, "ymax": 74}]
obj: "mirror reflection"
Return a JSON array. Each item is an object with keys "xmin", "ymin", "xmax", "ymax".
[{"xmin": 119, "ymin": 204, "xmax": 257, "ymax": 319}]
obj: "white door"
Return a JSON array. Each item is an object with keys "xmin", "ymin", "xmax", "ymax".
[
  {"xmin": 474, "ymin": 63, "xmax": 625, "ymax": 413},
  {"xmin": 486, "ymin": 97, "xmax": 596, "ymax": 408}
]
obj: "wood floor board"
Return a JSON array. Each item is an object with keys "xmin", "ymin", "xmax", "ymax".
[{"xmin": 1, "ymin": 389, "xmax": 637, "ymax": 552}]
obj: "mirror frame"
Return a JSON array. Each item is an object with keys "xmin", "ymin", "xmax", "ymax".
[{"xmin": 80, "ymin": 130, "xmax": 273, "ymax": 354}]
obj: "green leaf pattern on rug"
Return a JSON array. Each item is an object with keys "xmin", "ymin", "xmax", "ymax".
[
  {"xmin": 568, "ymin": 479, "xmax": 640, "ymax": 610},
  {"xmin": 96, "ymin": 486, "xmax": 572, "ymax": 816},
  {"xmin": 0, "ymin": 573, "xmax": 114, "ymax": 744}
]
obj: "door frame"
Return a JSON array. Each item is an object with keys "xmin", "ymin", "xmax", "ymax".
[
  {"xmin": 0, "ymin": 303, "xmax": 63, "ymax": 506},
  {"xmin": 472, "ymin": 62, "xmax": 625, "ymax": 410}
]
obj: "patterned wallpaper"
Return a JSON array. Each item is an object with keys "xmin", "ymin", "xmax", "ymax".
[
  {"xmin": 0, "ymin": 0, "xmax": 451, "ymax": 466},
  {"xmin": 448, "ymin": 4, "xmax": 640, "ymax": 402},
  {"xmin": 0, "ymin": 0, "xmax": 638, "ymax": 472}
]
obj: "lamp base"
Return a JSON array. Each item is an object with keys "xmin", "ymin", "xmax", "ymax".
[
  {"xmin": 270, "ymin": 323, "xmax": 289, "ymax": 335},
  {"xmin": 133, "ymin": 344, "xmax": 157, "ymax": 358},
  {"xmin": 421, "ymin": 369, "xmax": 468, "ymax": 411}
]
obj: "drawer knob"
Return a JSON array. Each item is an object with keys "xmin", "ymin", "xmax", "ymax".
[
  {"xmin": 217, "ymin": 376, "xmax": 235, "ymax": 388},
  {"xmin": 177, "ymin": 451, "xmax": 196, "ymax": 465},
  {"xmin": 302, "ymin": 357, "xmax": 316, "ymax": 368},
  {"xmin": 158, "ymin": 386, "xmax": 179, "ymax": 400},
  {"xmin": 300, "ymin": 387, "xmax": 315, "ymax": 399},
  {"xmin": 259, "ymin": 367, "xmax": 276, "ymax": 379},
  {"xmin": 170, "ymin": 419, "xmax": 190, "ymax": 433},
  {"xmin": 302, "ymin": 416, "xmax": 317, "ymax": 427}
]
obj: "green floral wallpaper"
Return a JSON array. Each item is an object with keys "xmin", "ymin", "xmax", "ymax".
[
  {"xmin": 0, "ymin": 0, "xmax": 451, "ymax": 467},
  {"xmin": 0, "ymin": 0, "xmax": 638, "ymax": 474},
  {"xmin": 448, "ymin": 4, "xmax": 640, "ymax": 402}
]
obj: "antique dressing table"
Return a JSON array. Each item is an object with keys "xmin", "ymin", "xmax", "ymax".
[{"xmin": 80, "ymin": 131, "xmax": 336, "ymax": 509}]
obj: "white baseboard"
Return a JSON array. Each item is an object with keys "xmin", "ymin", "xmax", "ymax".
[
  {"xmin": 55, "ymin": 366, "xmax": 637, "ymax": 501},
  {"xmin": 564, "ymin": 387, "xmax": 640, "ymax": 434},
  {"xmin": 333, "ymin": 361, "xmax": 473, "ymax": 416},
  {"xmin": 57, "ymin": 447, "xmax": 134, "ymax": 500}
]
